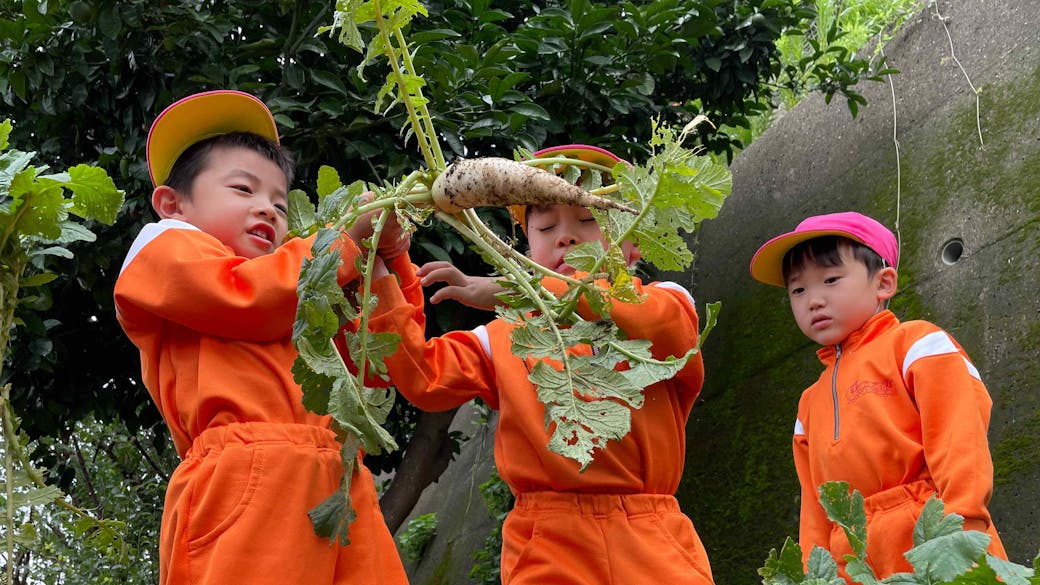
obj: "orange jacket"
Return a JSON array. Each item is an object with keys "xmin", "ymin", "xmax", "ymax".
[
  {"xmin": 794, "ymin": 310, "xmax": 1003, "ymax": 562},
  {"xmin": 114, "ymin": 219, "xmax": 410, "ymax": 585},
  {"xmin": 368, "ymin": 266, "xmax": 704, "ymax": 494},
  {"xmin": 114, "ymin": 219, "xmax": 366, "ymax": 454}
]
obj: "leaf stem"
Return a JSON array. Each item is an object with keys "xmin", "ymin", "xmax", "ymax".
[
  {"xmin": 393, "ymin": 27, "xmax": 445, "ymax": 169},
  {"xmin": 372, "ymin": 0, "xmax": 438, "ymax": 170},
  {"xmin": 352, "ymin": 210, "xmax": 391, "ymax": 393}
]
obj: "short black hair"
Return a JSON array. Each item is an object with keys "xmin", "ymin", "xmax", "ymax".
[
  {"xmin": 164, "ymin": 131, "xmax": 295, "ymax": 196},
  {"xmin": 782, "ymin": 236, "xmax": 888, "ymax": 285}
]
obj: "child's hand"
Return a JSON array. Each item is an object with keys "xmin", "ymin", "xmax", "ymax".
[
  {"xmin": 372, "ymin": 256, "xmax": 390, "ymax": 280},
  {"xmin": 347, "ymin": 192, "xmax": 412, "ymax": 259},
  {"xmin": 419, "ymin": 261, "xmax": 505, "ymax": 311}
]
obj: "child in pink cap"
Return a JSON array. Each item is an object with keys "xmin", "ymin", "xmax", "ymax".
[{"xmin": 749, "ymin": 211, "xmax": 1006, "ymax": 580}]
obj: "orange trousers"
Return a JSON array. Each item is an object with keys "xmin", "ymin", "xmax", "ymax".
[
  {"xmin": 159, "ymin": 422, "xmax": 407, "ymax": 585},
  {"xmin": 828, "ymin": 480, "xmax": 1007, "ymax": 581},
  {"xmin": 501, "ymin": 492, "xmax": 714, "ymax": 585}
]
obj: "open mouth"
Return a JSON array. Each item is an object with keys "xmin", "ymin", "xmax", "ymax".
[{"xmin": 247, "ymin": 224, "xmax": 275, "ymax": 244}]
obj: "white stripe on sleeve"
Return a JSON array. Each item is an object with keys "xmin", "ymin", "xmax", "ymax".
[
  {"xmin": 472, "ymin": 325, "xmax": 492, "ymax": 359},
  {"xmin": 650, "ymin": 281, "xmax": 696, "ymax": 308},
  {"xmin": 120, "ymin": 219, "xmax": 200, "ymax": 275},
  {"xmin": 902, "ymin": 330, "xmax": 981, "ymax": 381},
  {"xmin": 794, "ymin": 418, "xmax": 805, "ymax": 436}
]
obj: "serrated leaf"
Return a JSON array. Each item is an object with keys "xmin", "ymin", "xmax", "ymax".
[
  {"xmin": 344, "ymin": 328, "xmax": 401, "ymax": 381},
  {"xmin": 632, "ymin": 227, "xmax": 693, "ymax": 271},
  {"xmin": 63, "ymin": 164, "xmax": 124, "ymax": 224},
  {"xmin": 618, "ymin": 351, "xmax": 689, "ymax": 389},
  {"xmin": 912, "ymin": 496, "xmax": 964, "ymax": 544},
  {"xmin": 327, "ymin": 376, "xmax": 398, "ymax": 455},
  {"xmin": 804, "ymin": 546, "xmax": 844, "ymax": 584},
  {"xmin": 10, "ymin": 175, "xmax": 67, "ymax": 240},
  {"xmin": 317, "ymin": 165, "xmax": 343, "ymax": 198},
  {"xmin": 758, "ymin": 537, "xmax": 806, "ymax": 585},
  {"xmin": 981, "ymin": 554, "xmax": 1035, "ymax": 585},
  {"xmin": 819, "ymin": 482, "xmax": 868, "ymax": 557},
  {"xmin": 904, "ymin": 498, "xmax": 991, "ymax": 582},
  {"xmin": 653, "ymin": 155, "xmax": 731, "ymax": 223},
  {"xmin": 904, "ymin": 529, "xmax": 990, "ymax": 582},
  {"xmin": 0, "ymin": 119, "xmax": 10, "ymax": 151},
  {"xmin": 563, "ymin": 241, "xmax": 604, "ymax": 273},
  {"xmin": 309, "ymin": 437, "xmax": 360, "ymax": 546},
  {"xmin": 536, "ymin": 378, "xmax": 632, "ymax": 469},
  {"xmin": 287, "ymin": 189, "xmax": 318, "ymax": 236},
  {"xmin": 292, "ymin": 353, "xmax": 332, "ymax": 414},
  {"xmin": 845, "ymin": 557, "xmax": 879, "ymax": 584}
]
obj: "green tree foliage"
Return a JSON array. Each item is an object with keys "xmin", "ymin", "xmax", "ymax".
[
  {"xmin": 0, "ymin": 0, "xmax": 881, "ymax": 472},
  {"xmin": 1, "ymin": 0, "xmax": 889, "ymax": 578}
]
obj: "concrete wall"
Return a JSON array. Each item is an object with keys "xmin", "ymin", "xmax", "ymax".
[
  {"xmin": 399, "ymin": 1, "xmax": 1040, "ymax": 582},
  {"xmin": 676, "ymin": 0, "xmax": 1040, "ymax": 581}
]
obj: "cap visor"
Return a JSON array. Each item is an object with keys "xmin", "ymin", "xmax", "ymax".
[
  {"xmin": 750, "ymin": 229, "xmax": 871, "ymax": 287},
  {"xmin": 147, "ymin": 90, "xmax": 279, "ymax": 186}
]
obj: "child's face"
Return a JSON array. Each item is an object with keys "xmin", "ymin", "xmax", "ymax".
[
  {"xmin": 786, "ymin": 248, "xmax": 892, "ymax": 346},
  {"xmin": 157, "ymin": 146, "xmax": 289, "ymax": 258},
  {"xmin": 526, "ymin": 204, "xmax": 638, "ymax": 275}
]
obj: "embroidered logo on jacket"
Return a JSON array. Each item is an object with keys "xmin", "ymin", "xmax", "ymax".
[{"xmin": 847, "ymin": 379, "xmax": 894, "ymax": 403}]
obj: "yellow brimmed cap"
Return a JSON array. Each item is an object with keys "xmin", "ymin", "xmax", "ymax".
[
  {"xmin": 146, "ymin": 90, "xmax": 279, "ymax": 186},
  {"xmin": 509, "ymin": 144, "xmax": 626, "ymax": 233}
]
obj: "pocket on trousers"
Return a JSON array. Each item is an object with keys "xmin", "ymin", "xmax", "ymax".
[
  {"xmin": 500, "ymin": 512, "xmax": 543, "ymax": 582},
  {"xmin": 186, "ymin": 444, "xmax": 266, "ymax": 550},
  {"xmin": 651, "ymin": 512, "xmax": 713, "ymax": 581}
]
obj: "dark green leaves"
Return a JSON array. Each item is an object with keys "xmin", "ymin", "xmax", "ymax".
[{"xmin": 760, "ymin": 481, "xmax": 1039, "ymax": 585}]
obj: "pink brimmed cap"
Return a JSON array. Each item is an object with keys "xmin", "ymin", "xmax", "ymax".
[
  {"xmin": 749, "ymin": 211, "xmax": 899, "ymax": 287},
  {"xmin": 509, "ymin": 144, "xmax": 626, "ymax": 232},
  {"xmin": 147, "ymin": 90, "xmax": 279, "ymax": 187}
]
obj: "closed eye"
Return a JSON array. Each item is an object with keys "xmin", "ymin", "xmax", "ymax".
[
  {"xmin": 232, "ymin": 184, "xmax": 253, "ymax": 194},
  {"xmin": 274, "ymin": 203, "xmax": 288, "ymax": 215}
]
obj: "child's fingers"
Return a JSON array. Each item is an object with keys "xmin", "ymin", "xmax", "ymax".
[
  {"xmin": 428, "ymin": 286, "xmax": 462, "ymax": 305},
  {"xmin": 416, "ymin": 261, "xmax": 454, "ymax": 277},
  {"xmin": 418, "ymin": 264, "xmax": 467, "ymax": 287}
]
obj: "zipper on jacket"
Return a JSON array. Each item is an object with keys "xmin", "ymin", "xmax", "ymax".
[{"xmin": 831, "ymin": 344, "xmax": 842, "ymax": 441}]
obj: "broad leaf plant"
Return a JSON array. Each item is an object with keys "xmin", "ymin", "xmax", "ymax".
[{"xmin": 292, "ymin": 0, "xmax": 732, "ymax": 543}]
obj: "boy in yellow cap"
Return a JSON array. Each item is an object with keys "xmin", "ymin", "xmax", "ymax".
[
  {"xmin": 749, "ymin": 211, "xmax": 1006, "ymax": 581},
  {"xmin": 365, "ymin": 144, "xmax": 715, "ymax": 585},
  {"xmin": 114, "ymin": 90, "xmax": 409, "ymax": 585}
]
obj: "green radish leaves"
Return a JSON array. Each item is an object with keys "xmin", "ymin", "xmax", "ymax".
[
  {"xmin": 759, "ymin": 481, "xmax": 1039, "ymax": 585},
  {"xmin": 296, "ymin": 0, "xmax": 732, "ymax": 539}
]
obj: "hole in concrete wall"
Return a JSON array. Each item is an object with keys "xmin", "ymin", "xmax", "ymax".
[{"xmin": 940, "ymin": 238, "xmax": 964, "ymax": 265}]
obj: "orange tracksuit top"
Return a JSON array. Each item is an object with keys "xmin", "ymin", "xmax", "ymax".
[
  {"xmin": 794, "ymin": 309, "xmax": 1006, "ymax": 579},
  {"xmin": 114, "ymin": 219, "xmax": 408, "ymax": 585},
  {"xmin": 368, "ymin": 265, "xmax": 714, "ymax": 584}
]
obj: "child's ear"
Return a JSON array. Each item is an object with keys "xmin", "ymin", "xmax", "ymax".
[
  {"xmin": 151, "ymin": 185, "xmax": 187, "ymax": 220},
  {"xmin": 875, "ymin": 266, "xmax": 899, "ymax": 301}
]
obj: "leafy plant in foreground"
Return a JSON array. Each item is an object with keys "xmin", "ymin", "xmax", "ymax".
[
  {"xmin": 759, "ymin": 481, "xmax": 1040, "ymax": 585},
  {"xmin": 292, "ymin": 0, "xmax": 731, "ymax": 543},
  {"xmin": 0, "ymin": 119, "xmax": 125, "ymax": 581}
]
